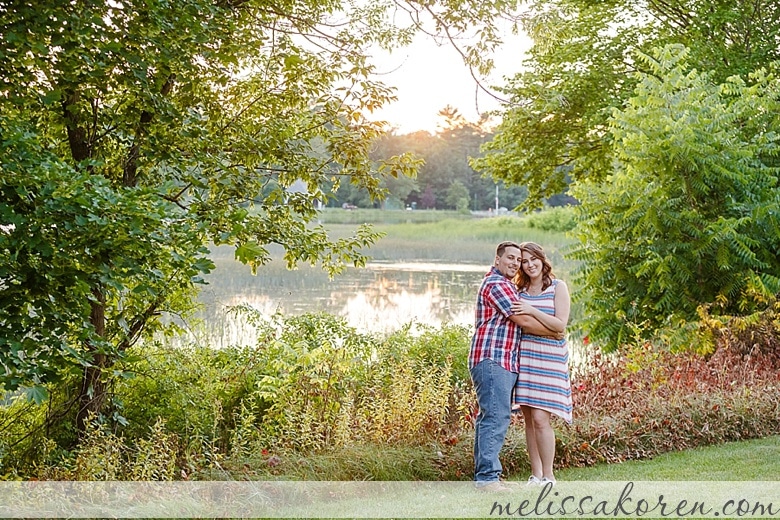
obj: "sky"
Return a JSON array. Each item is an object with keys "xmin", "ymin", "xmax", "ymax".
[{"xmin": 369, "ymin": 28, "xmax": 533, "ymax": 134}]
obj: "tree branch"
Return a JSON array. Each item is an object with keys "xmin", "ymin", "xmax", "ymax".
[{"xmin": 123, "ymin": 74, "xmax": 176, "ymax": 188}]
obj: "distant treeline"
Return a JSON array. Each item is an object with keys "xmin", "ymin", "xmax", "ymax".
[{"xmin": 330, "ymin": 108, "xmax": 577, "ymax": 211}]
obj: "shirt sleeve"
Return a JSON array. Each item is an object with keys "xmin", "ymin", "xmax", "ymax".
[{"xmin": 488, "ymin": 280, "xmax": 518, "ymax": 318}]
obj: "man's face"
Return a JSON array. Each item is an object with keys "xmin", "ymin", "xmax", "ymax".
[{"xmin": 494, "ymin": 246, "xmax": 521, "ymax": 278}]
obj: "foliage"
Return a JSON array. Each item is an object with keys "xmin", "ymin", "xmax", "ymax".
[
  {"xmin": 0, "ymin": 312, "xmax": 474, "ymax": 475},
  {"xmin": 524, "ymin": 205, "xmax": 578, "ymax": 232},
  {"xmin": 129, "ymin": 419, "xmax": 179, "ymax": 480},
  {"xmin": 69, "ymin": 418, "xmax": 126, "ymax": 480},
  {"xmin": 571, "ymin": 46, "xmax": 780, "ymax": 351},
  {"xmin": 555, "ymin": 342, "xmax": 780, "ymax": 469},
  {"xmin": 0, "ymin": 393, "xmax": 49, "ymax": 479},
  {"xmin": 0, "ymin": 124, "xmax": 212, "ymax": 403},
  {"xmin": 697, "ymin": 293, "xmax": 780, "ymax": 362},
  {"xmin": 110, "ymin": 341, "xmax": 260, "ymax": 449},
  {"xmin": 0, "ymin": 0, "xmax": 519, "ymax": 424},
  {"xmin": 472, "ymin": 0, "xmax": 780, "ymax": 353},
  {"xmin": 31, "ymin": 417, "xmax": 179, "ymax": 481},
  {"xmin": 445, "ymin": 180, "xmax": 470, "ymax": 213},
  {"xmin": 473, "ymin": 0, "xmax": 644, "ymax": 208},
  {"xmin": 478, "ymin": 0, "xmax": 780, "ymax": 208},
  {"xmin": 352, "ymin": 117, "xmax": 532, "ymax": 212},
  {"xmin": 481, "ymin": 329, "xmax": 780, "ymax": 478},
  {"xmin": 0, "ymin": 311, "xmax": 778, "ymax": 481},
  {"xmin": 248, "ymin": 312, "xmax": 466, "ymax": 451}
]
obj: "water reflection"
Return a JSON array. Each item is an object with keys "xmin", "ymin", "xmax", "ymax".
[
  {"xmin": 192, "ymin": 258, "xmax": 488, "ymax": 347},
  {"xmin": 183, "ymin": 238, "xmax": 580, "ymax": 349},
  {"xmin": 336, "ymin": 267, "xmax": 480, "ymax": 333}
]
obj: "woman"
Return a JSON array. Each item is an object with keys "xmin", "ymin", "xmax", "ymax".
[{"xmin": 511, "ymin": 241, "xmax": 572, "ymax": 486}]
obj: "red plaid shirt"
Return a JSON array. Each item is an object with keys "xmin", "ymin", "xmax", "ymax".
[{"xmin": 468, "ymin": 266, "xmax": 521, "ymax": 372}]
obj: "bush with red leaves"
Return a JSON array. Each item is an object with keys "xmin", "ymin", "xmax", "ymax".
[{"xmin": 555, "ymin": 337, "xmax": 780, "ymax": 468}]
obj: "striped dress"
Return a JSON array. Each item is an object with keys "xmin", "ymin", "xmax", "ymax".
[{"xmin": 513, "ymin": 279, "xmax": 573, "ymax": 424}]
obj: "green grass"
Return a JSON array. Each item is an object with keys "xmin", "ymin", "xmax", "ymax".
[
  {"xmin": 196, "ymin": 437, "xmax": 780, "ymax": 519},
  {"xmin": 318, "ymin": 207, "xmax": 473, "ymax": 224},
  {"xmin": 212, "ymin": 436, "xmax": 780, "ymax": 482},
  {"xmin": 553, "ymin": 435, "xmax": 780, "ymax": 481}
]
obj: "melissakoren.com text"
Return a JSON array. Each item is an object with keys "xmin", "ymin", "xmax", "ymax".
[{"xmin": 488, "ymin": 482, "xmax": 778, "ymax": 518}]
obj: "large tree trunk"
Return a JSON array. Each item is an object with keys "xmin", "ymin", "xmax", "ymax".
[
  {"xmin": 76, "ymin": 288, "xmax": 107, "ymax": 433},
  {"xmin": 62, "ymin": 89, "xmax": 109, "ymax": 434},
  {"xmin": 68, "ymin": 75, "xmax": 174, "ymax": 434}
]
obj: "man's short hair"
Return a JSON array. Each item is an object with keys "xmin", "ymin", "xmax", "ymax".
[{"xmin": 496, "ymin": 241, "xmax": 521, "ymax": 257}]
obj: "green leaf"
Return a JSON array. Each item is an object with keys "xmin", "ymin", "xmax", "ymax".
[
  {"xmin": 235, "ymin": 241, "xmax": 267, "ymax": 266},
  {"xmin": 41, "ymin": 90, "xmax": 62, "ymax": 105},
  {"xmin": 23, "ymin": 385, "xmax": 49, "ymax": 405}
]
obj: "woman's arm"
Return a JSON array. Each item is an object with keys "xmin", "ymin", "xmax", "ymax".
[{"xmin": 553, "ymin": 280, "xmax": 571, "ymax": 327}]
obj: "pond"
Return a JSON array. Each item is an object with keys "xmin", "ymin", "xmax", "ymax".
[
  {"xmin": 194, "ymin": 256, "xmax": 487, "ymax": 347},
  {"xmin": 182, "ymin": 234, "xmax": 579, "ymax": 349}
]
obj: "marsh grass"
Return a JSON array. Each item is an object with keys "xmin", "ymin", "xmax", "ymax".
[
  {"xmin": 326, "ymin": 217, "xmax": 576, "ymax": 266},
  {"xmin": 219, "ymin": 209, "xmax": 577, "ymax": 278}
]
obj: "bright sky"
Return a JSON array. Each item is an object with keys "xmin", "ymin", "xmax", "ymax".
[{"xmin": 369, "ymin": 28, "xmax": 532, "ymax": 134}]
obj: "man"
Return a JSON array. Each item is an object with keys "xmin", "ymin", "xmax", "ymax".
[{"xmin": 469, "ymin": 241, "xmax": 555, "ymax": 489}]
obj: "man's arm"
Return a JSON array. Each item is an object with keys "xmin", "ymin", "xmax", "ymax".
[
  {"xmin": 509, "ymin": 314, "xmax": 565, "ymax": 339},
  {"xmin": 510, "ymin": 281, "xmax": 571, "ymax": 335}
]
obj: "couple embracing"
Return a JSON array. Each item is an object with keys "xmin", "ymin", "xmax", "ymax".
[{"xmin": 469, "ymin": 241, "xmax": 572, "ymax": 490}]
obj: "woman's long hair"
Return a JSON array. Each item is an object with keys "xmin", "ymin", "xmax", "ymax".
[{"xmin": 513, "ymin": 241, "xmax": 555, "ymax": 291}]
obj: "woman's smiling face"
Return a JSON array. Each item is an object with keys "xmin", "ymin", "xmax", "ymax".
[{"xmin": 521, "ymin": 250, "xmax": 543, "ymax": 278}]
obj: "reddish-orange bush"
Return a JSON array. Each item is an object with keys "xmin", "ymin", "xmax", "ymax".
[{"xmin": 555, "ymin": 342, "xmax": 780, "ymax": 467}]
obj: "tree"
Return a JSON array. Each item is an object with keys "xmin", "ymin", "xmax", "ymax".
[
  {"xmin": 475, "ymin": 0, "xmax": 780, "ymax": 208},
  {"xmin": 473, "ymin": 0, "xmax": 780, "ymax": 350},
  {"xmin": 571, "ymin": 46, "xmax": 780, "ymax": 351},
  {"xmin": 0, "ymin": 0, "xmax": 516, "ymax": 430},
  {"xmin": 369, "ymin": 133, "xmax": 423, "ymax": 208},
  {"xmin": 434, "ymin": 106, "xmax": 493, "ymax": 209},
  {"xmin": 444, "ymin": 180, "xmax": 470, "ymax": 211},
  {"xmin": 420, "ymin": 186, "xmax": 437, "ymax": 209}
]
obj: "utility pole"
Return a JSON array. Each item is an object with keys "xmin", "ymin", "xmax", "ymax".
[{"xmin": 495, "ymin": 184, "xmax": 499, "ymax": 212}]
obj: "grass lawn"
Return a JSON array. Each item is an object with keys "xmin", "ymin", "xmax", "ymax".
[
  {"xmin": 191, "ymin": 437, "xmax": 780, "ymax": 519},
  {"xmin": 274, "ymin": 437, "xmax": 780, "ymax": 518},
  {"xmin": 553, "ymin": 435, "xmax": 780, "ymax": 481}
]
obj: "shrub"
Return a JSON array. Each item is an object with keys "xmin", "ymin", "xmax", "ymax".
[
  {"xmin": 524, "ymin": 206, "xmax": 578, "ymax": 232},
  {"xmin": 129, "ymin": 419, "xmax": 179, "ymax": 480},
  {"xmin": 0, "ymin": 388, "xmax": 69, "ymax": 479},
  {"xmin": 114, "ymin": 343, "xmax": 254, "ymax": 449},
  {"xmin": 2, "ymin": 310, "xmax": 778, "ymax": 482},
  {"xmin": 28, "ymin": 416, "xmax": 180, "ymax": 481},
  {"xmin": 70, "ymin": 418, "xmax": 126, "ymax": 480},
  {"xmin": 248, "ymin": 312, "xmax": 464, "ymax": 451},
  {"xmin": 555, "ymin": 343, "xmax": 780, "ymax": 468}
]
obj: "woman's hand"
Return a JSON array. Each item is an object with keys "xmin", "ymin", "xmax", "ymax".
[{"xmin": 512, "ymin": 300, "xmax": 536, "ymax": 316}]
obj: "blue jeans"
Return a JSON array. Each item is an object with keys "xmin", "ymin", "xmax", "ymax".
[{"xmin": 470, "ymin": 359, "xmax": 518, "ymax": 483}]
